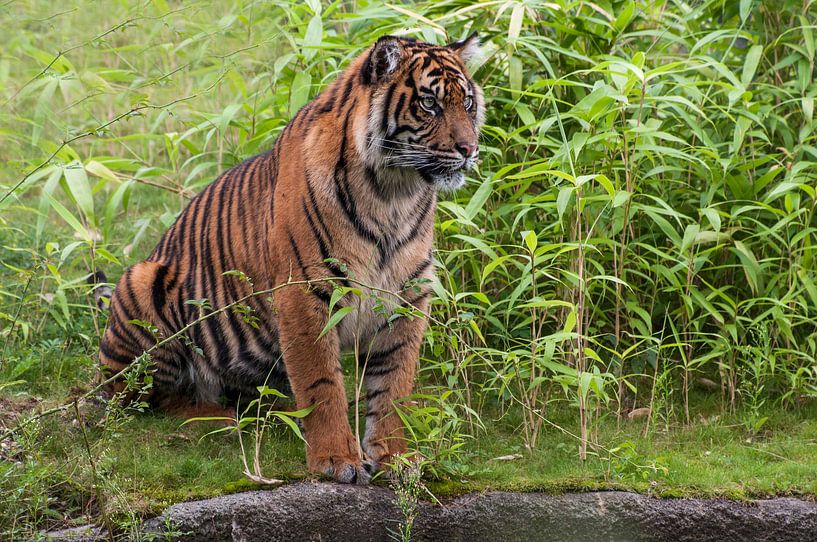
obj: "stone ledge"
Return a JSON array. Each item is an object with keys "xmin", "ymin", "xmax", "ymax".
[{"xmin": 47, "ymin": 483, "xmax": 817, "ymax": 542}]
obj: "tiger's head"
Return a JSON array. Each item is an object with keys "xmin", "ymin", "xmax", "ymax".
[{"xmin": 359, "ymin": 34, "xmax": 485, "ymax": 193}]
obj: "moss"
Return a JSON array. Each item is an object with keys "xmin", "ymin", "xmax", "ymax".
[
  {"xmin": 222, "ymin": 479, "xmax": 266, "ymax": 494},
  {"xmin": 6, "ymin": 383, "xmax": 817, "ymax": 531}
]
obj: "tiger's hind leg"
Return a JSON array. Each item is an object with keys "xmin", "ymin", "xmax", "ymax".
[{"xmin": 99, "ymin": 261, "xmax": 189, "ymax": 408}]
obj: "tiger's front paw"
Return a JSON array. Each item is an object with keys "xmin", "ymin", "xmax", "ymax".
[
  {"xmin": 362, "ymin": 437, "xmax": 409, "ymax": 473},
  {"xmin": 308, "ymin": 454, "xmax": 372, "ymax": 485}
]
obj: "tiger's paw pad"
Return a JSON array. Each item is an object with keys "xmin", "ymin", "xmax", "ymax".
[{"xmin": 316, "ymin": 458, "xmax": 371, "ymax": 485}]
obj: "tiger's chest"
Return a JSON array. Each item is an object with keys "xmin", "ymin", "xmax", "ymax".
[
  {"xmin": 282, "ymin": 168, "xmax": 437, "ymax": 352},
  {"xmin": 335, "ymin": 246, "xmax": 430, "ymax": 351},
  {"xmin": 334, "ymin": 216, "xmax": 434, "ymax": 351}
]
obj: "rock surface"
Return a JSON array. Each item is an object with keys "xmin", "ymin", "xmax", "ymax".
[{"xmin": 48, "ymin": 483, "xmax": 817, "ymax": 541}]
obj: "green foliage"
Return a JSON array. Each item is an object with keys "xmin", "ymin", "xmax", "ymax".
[
  {"xmin": 187, "ymin": 385, "xmax": 314, "ymax": 485},
  {"xmin": 387, "ymin": 461, "xmax": 426, "ymax": 542},
  {"xmin": 2, "ymin": 0, "xmax": 817, "ymax": 537}
]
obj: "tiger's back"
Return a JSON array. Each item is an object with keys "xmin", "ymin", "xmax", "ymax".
[{"xmin": 99, "ymin": 33, "xmax": 484, "ymax": 483}]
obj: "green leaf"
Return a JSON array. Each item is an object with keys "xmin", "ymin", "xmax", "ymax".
[
  {"xmin": 764, "ymin": 181, "xmax": 800, "ymax": 203},
  {"xmin": 509, "ymin": 55, "xmax": 522, "ymax": 91},
  {"xmin": 289, "ymin": 71, "xmax": 312, "ymax": 117},
  {"xmin": 594, "ymin": 174, "xmax": 615, "ymax": 198},
  {"xmin": 468, "ymin": 319, "xmax": 485, "ymax": 345},
  {"xmin": 798, "ymin": 269, "xmax": 817, "ymax": 308},
  {"xmin": 614, "ymin": 1, "xmax": 635, "ymax": 32},
  {"xmin": 85, "ymin": 160, "xmax": 120, "ymax": 183},
  {"xmin": 740, "ymin": 0, "xmax": 753, "ymax": 21},
  {"xmin": 95, "ymin": 247, "xmax": 121, "ymax": 265},
  {"xmin": 32, "ymin": 78, "xmax": 58, "ymax": 147},
  {"xmin": 63, "ymin": 162, "xmax": 95, "ymax": 227},
  {"xmin": 46, "ymin": 193, "xmax": 89, "ymax": 240},
  {"xmin": 257, "ymin": 386, "xmax": 287, "ymax": 398},
  {"xmin": 302, "ymin": 15, "xmax": 323, "ymax": 62},
  {"xmin": 328, "ymin": 287, "xmax": 347, "ymax": 311},
  {"xmin": 480, "ymin": 255, "xmax": 511, "ymax": 286},
  {"xmin": 733, "ymin": 240, "xmax": 760, "ymax": 294},
  {"xmin": 465, "ymin": 177, "xmax": 492, "ymax": 220},
  {"xmin": 104, "ymin": 180, "xmax": 134, "ymax": 240},
  {"xmin": 36, "ymin": 166, "xmax": 64, "ymax": 244},
  {"xmin": 741, "ymin": 45, "xmax": 763, "ymax": 87},
  {"xmin": 508, "ymin": 3, "xmax": 524, "ymax": 47},
  {"xmin": 557, "ymin": 186, "xmax": 573, "ymax": 220},
  {"xmin": 304, "ymin": 0, "xmax": 321, "ymax": 14},
  {"xmin": 681, "ymin": 224, "xmax": 700, "ymax": 254},
  {"xmin": 318, "ymin": 306, "xmax": 353, "ymax": 339},
  {"xmin": 642, "ymin": 209, "xmax": 682, "ymax": 247},
  {"xmin": 801, "ymin": 15, "xmax": 815, "ymax": 61},
  {"xmin": 523, "ymin": 230, "xmax": 537, "ymax": 253},
  {"xmin": 612, "ymin": 190, "xmax": 630, "ymax": 208},
  {"xmin": 563, "ymin": 309, "xmax": 577, "ymax": 335},
  {"xmin": 276, "ymin": 414, "xmax": 307, "ymax": 442}
]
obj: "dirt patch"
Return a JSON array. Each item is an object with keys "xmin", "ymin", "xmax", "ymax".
[{"xmin": 0, "ymin": 395, "xmax": 41, "ymax": 462}]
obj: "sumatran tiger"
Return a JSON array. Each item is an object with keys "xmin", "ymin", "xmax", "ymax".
[{"xmin": 96, "ymin": 33, "xmax": 484, "ymax": 483}]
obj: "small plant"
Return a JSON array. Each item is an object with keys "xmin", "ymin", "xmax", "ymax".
[
  {"xmin": 388, "ymin": 459, "xmax": 425, "ymax": 542},
  {"xmin": 395, "ymin": 389, "xmax": 480, "ymax": 480},
  {"xmin": 188, "ymin": 385, "xmax": 313, "ymax": 485},
  {"xmin": 604, "ymin": 440, "xmax": 668, "ymax": 484},
  {"xmin": 737, "ymin": 327, "xmax": 773, "ymax": 434}
]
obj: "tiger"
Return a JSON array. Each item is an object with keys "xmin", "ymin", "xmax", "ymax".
[{"xmin": 97, "ymin": 33, "xmax": 484, "ymax": 484}]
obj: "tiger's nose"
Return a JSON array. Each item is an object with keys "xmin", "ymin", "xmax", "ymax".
[{"xmin": 455, "ymin": 142, "xmax": 477, "ymax": 158}]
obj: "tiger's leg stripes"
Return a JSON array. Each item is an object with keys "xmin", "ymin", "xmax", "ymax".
[
  {"xmin": 361, "ymin": 296, "xmax": 429, "ymax": 469},
  {"xmin": 276, "ymin": 285, "xmax": 370, "ymax": 484},
  {"xmin": 100, "ymin": 261, "xmax": 233, "ymax": 419}
]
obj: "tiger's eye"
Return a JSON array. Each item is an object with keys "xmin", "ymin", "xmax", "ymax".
[
  {"xmin": 464, "ymin": 96, "xmax": 474, "ymax": 110},
  {"xmin": 420, "ymin": 96, "xmax": 437, "ymax": 110}
]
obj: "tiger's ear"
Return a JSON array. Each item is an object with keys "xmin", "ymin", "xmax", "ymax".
[
  {"xmin": 447, "ymin": 32, "xmax": 481, "ymax": 63},
  {"xmin": 363, "ymin": 36, "xmax": 404, "ymax": 85}
]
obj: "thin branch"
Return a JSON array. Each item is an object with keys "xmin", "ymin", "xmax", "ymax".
[
  {"xmin": 0, "ymin": 275, "xmax": 430, "ymax": 442},
  {"xmin": 3, "ymin": 7, "xmax": 194, "ymax": 106},
  {"xmin": 0, "ymin": 72, "xmax": 227, "ymax": 207}
]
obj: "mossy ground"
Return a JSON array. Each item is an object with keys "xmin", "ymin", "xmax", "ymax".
[
  {"xmin": 3, "ymin": 349, "xmax": 816, "ymax": 538},
  {"xmin": 2, "ymin": 201, "xmax": 816, "ymax": 533}
]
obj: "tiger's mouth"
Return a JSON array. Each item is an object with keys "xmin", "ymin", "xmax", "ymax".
[
  {"xmin": 420, "ymin": 151, "xmax": 477, "ymax": 175},
  {"xmin": 417, "ymin": 163, "xmax": 468, "ymax": 191},
  {"xmin": 377, "ymin": 139, "xmax": 473, "ymax": 191},
  {"xmin": 418, "ymin": 162, "xmax": 465, "ymax": 176}
]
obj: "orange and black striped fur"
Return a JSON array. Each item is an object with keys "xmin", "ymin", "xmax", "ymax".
[{"xmin": 98, "ymin": 34, "xmax": 484, "ymax": 483}]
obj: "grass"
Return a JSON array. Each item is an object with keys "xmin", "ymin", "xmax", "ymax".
[
  {"xmin": 3, "ymin": 0, "xmax": 817, "ymax": 538},
  {"xmin": 464, "ymin": 406, "xmax": 817, "ymax": 500},
  {"xmin": 3, "ymin": 353, "xmax": 816, "ymax": 536},
  {"xmin": 2, "ymin": 309, "xmax": 816, "ymax": 534}
]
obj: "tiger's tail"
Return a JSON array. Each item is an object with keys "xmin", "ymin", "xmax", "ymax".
[{"xmin": 86, "ymin": 270, "xmax": 113, "ymax": 311}]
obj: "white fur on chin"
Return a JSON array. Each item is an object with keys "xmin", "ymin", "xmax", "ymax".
[{"xmin": 431, "ymin": 171, "xmax": 466, "ymax": 192}]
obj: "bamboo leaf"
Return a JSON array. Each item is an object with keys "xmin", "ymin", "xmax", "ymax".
[
  {"xmin": 318, "ymin": 306, "xmax": 353, "ymax": 339},
  {"xmin": 741, "ymin": 45, "xmax": 763, "ymax": 87},
  {"xmin": 46, "ymin": 193, "xmax": 89, "ymax": 240},
  {"xmin": 63, "ymin": 162, "xmax": 96, "ymax": 228}
]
